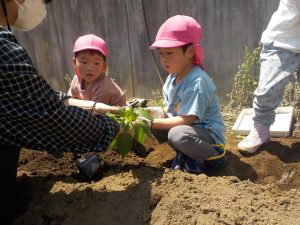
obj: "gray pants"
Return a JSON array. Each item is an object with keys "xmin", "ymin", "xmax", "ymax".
[
  {"xmin": 253, "ymin": 43, "xmax": 300, "ymax": 126},
  {"xmin": 152, "ymin": 125, "xmax": 219, "ymax": 163}
]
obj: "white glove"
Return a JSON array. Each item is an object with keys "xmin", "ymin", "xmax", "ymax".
[{"xmin": 146, "ymin": 107, "xmax": 166, "ymax": 119}]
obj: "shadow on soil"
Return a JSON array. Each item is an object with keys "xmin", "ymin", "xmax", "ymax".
[
  {"xmin": 13, "ymin": 165, "xmax": 164, "ymax": 225},
  {"xmin": 265, "ymin": 141, "xmax": 300, "ymax": 163}
]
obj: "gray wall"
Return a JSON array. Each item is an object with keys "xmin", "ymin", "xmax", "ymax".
[{"xmin": 15, "ymin": 0, "xmax": 278, "ymax": 102}]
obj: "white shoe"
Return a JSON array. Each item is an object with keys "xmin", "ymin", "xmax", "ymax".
[{"xmin": 238, "ymin": 124, "xmax": 270, "ymax": 154}]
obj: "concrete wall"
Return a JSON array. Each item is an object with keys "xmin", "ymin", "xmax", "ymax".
[{"xmin": 15, "ymin": 0, "xmax": 279, "ymax": 102}]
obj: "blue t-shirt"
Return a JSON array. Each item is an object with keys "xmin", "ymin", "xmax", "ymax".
[{"xmin": 163, "ymin": 66, "xmax": 226, "ymax": 144}]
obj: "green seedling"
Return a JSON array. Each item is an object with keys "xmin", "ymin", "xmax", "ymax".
[{"xmin": 106, "ymin": 107, "xmax": 153, "ymax": 158}]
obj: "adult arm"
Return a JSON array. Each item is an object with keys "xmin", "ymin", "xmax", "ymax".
[{"xmin": 64, "ymin": 98, "xmax": 120, "ymax": 114}]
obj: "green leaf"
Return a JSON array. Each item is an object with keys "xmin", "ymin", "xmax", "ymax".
[
  {"xmin": 125, "ymin": 108, "xmax": 137, "ymax": 122},
  {"xmin": 106, "ymin": 112, "xmax": 119, "ymax": 122},
  {"xmin": 106, "ymin": 107, "xmax": 155, "ymax": 158},
  {"xmin": 134, "ymin": 119, "xmax": 153, "ymax": 138},
  {"xmin": 140, "ymin": 120, "xmax": 153, "ymax": 137},
  {"xmin": 133, "ymin": 122, "xmax": 145, "ymax": 144},
  {"xmin": 116, "ymin": 132, "xmax": 133, "ymax": 158},
  {"xmin": 116, "ymin": 107, "xmax": 127, "ymax": 117},
  {"xmin": 120, "ymin": 120, "xmax": 130, "ymax": 131},
  {"xmin": 109, "ymin": 136, "xmax": 117, "ymax": 150},
  {"xmin": 134, "ymin": 108, "xmax": 153, "ymax": 121}
]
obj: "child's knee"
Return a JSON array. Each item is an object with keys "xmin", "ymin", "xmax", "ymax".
[{"xmin": 168, "ymin": 125, "xmax": 190, "ymax": 148}]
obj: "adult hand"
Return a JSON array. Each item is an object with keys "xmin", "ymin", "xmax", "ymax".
[
  {"xmin": 94, "ymin": 103, "xmax": 119, "ymax": 114},
  {"xmin": 118, "ymin": 105, "xmax": 132, "ymax": 111}
]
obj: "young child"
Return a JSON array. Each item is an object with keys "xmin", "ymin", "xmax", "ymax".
[
  {"xmin": 68, "ymin": 34, "xmax": 127, "ymax": 106},
  {"xmin": 149, "ymin": 15, "xmax": 226, "ymax": 174}
]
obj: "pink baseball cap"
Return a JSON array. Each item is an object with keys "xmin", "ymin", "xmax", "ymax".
[
  {"xmin": 73, "ymin": 34, "xmax": 108, "ymax": 57},
  {"xmin": 150, "ymin": 15, "xmax": 204, "ymax": 69}
]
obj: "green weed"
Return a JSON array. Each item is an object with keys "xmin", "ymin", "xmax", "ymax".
[
  {"xmin": 148, "ymin": 89, "xmax": 164, "ymax": 107},
  {"xmin": 65, "ymin": 73, "xmax": 72, "ymax": 86},
  {"xmin": 282, "ymin": 73, "xmax": 300, "ymax": 121},
  {"xmin": 226, "ymin": 45, "xmax": 261, "ymax": 109}
]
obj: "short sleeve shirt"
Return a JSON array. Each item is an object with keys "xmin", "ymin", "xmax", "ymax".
[
  {"xmin": 163, "ymin": 66, "xmax": 226, "ymax": 144},
  {"xmin": 68, "ymin": 74, "xmax": 127, "ymax": 106},
  {"xmin": 0, "ymin": 27, "xmax": 120, "ymax": 153}
]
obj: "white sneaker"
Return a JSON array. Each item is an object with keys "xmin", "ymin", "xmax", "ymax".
[{"xmin": 238, "ymin": 124, "xmax": 270, "ymax": 154}]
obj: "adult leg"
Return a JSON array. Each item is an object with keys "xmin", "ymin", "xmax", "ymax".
[
  {"xmin": 254, "ymin": 44, "xmax": 300, "ymax": 126},
  {"xmin": 0, "ymin": 144, "xmax": 21, "ymax": 221},
  {"xmin": 238, "ymin": 44, "xmax": 300, "ymax": 153}
]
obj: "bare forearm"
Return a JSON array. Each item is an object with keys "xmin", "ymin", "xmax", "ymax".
[
  {"xmin": 64, "ymin": 98, "xmax": 94, "ymax": 110},
  {"xmin": 64, "ymin": 98, "xmax": 119, "ymax": 114},
  {"xmin": 94, "ymin": 102, "xmax": 119, "ymax": 114},
  {"xmin": 151, "ymin": 115, "xmax": 197, "ymax": 130}
]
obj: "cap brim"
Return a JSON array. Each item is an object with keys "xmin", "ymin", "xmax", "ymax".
[
  {"xmin": 73, "ymin": 46, "xmax": 108, "ymax": 57},
  {"xmin": 150, "ymin": 39, "xmax": 188, "ymax": 49}
]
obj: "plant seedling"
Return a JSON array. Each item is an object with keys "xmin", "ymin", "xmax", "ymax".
[{"xmin": 106, "ymin": 107, "xmax": 153, "ymax": 158}]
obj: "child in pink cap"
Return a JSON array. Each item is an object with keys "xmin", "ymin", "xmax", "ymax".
[
  {"xmin": 68, "ymin": 34, "xmax": 127, "ymax": 106},
  {"xmin": 149, "ymin": 15, "xmax": 226, "ymax": 174}
]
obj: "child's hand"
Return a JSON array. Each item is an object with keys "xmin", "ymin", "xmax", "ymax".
[{"xmin": 145, "ymin": 107, "xmax": 166, "ymax": 119}]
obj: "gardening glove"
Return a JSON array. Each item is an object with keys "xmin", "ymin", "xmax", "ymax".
[
  {"xmin": 145, "ymin": 106, "xmax": 166, "ymax": 119},
  {"xmin": 128, "ymin": 98, "xmax": 148, "ymax": 108}
]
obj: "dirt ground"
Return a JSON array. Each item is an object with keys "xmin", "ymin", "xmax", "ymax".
[{"xmin": 11, "ymin": 113, "xmax": 300, "ymax": 225}]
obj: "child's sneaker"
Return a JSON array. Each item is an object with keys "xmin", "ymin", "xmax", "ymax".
[
  {"xmin": 184, "ymin": 157, "xmax": 202, "ymax": 174},
  {"xmin": 171, "ymin": 151, "xmax": 187, "ymax": 170},
  {"xmin": 238, "ymin": 124, "xmax": 270, "ymax": 154}
]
